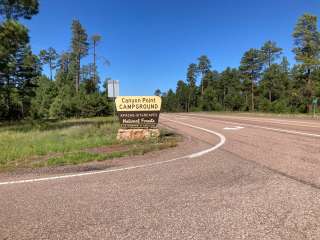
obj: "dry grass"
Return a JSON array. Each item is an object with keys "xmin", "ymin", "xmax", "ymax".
[{"xmin": 0, "ymin": 117, "xmax": 179, "ymax": 171}]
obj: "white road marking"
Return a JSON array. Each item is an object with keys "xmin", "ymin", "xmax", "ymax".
[
  {"xmin": 196, "ymin": 114, "xmax": 320, "ymax": 128},
  {"xmin": 185, "ymin": 114, "xmax": 320, "ymax": 138},
  {"xmin": 163, "ymin": 118, "xmax": 226, "ymax": 158},
  {"xmin": 175, "ymin": 117, "xmax": 188, "ymax": 120},
  {"xmin": 0, "ymin": 118, "xmax": 225, "ymax": 186},
  {"xmin": 223, "ymin": 126, "xmax": 244, "ymax": 130}
]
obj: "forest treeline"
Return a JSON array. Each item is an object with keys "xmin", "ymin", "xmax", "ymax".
[
  {"xmin": 1, "ymin": 1, "xmax": 320, "ymax": 121},
  {"xmin": 157, "ymin": 14, "xmax": 320, "ymax": 114},
  {"xmin": 0, "ymin": 0, "xmax": 111, "ymax": 121}
]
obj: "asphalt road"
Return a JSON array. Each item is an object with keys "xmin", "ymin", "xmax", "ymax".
[{"xmin": 1, "ymin": 113, "xmax": 320, "ymax": 239}]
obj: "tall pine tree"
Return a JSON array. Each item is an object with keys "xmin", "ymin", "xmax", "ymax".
[
  {"xmin": 186, "ymin": 63, "xmax": 198, "ymax": 111},
  {"xmin": 0, "ymin": 0, "xmax": 39, "ymax": 20},
  {"xmin": 91, "ymin": 34, "xmax": 101, "ymax": 89},
  {"xmin": 39, "ymin": 47, "xmax": 59, "ymax": 80},
  {"xmin": 240, "ymin": 49, "xmax": 263, "ymax": 111},
  {"xmin": 293, "ymin": 13, "xmax": 320, "ymax": 112},
  {"xmin": 197, "ymin": 55, "xmax": 211, "ymax": 95},
  {"xmin": 71, "ymin": 20, "xmax": 89, "ymax": 93}
]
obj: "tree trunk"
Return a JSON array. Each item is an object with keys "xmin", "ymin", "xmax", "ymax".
[
  {"xmin": 5, "ymin": 76, "xmax": 11, "ymax": 119},
  {"xmin": 49, "ymin": 58, "xmax": 53, "ymax": 81},
  {"xmin": 307, "ymin": 68, "xmax": 312, "ymax": 113},
  {"xmin": 245, "ymin": 93, "xmax": 248, "ymax": 109},
  {"xmin": 201, "ymin": 79, "xmax": 204, "ymax": 96},
  {"xmin": 223, "ymin": 87, "xmax": 226, "ymax": 111},
  {"xmin": 187, "ymin": 94, "xmax": 190, "ymax": 112},
  {"xmin": 251, "ymin": 78, "xmax": 254, "ymax": 111},
  {"xmin": 268, "ymin": 51, "xmax": 271, "ymax": 68},
  {"xmin": 76, "ymin": 54, "xmax": 80, "ymax": 93},
  {"xmin": 269, "ymin": 89, "xmax": 272, "ymax": 103},
  {"xmin": 21, "ymin": 100, "xmax": 24, "ymax": 119},
  {"xmin": 93, "ymin": 41, "xmax": 96, "ymax": 87}
]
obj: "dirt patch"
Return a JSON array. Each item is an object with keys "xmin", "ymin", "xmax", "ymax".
[{"xmin": 86, "ymin": 145, "xmax": 130, "ymax": 154}]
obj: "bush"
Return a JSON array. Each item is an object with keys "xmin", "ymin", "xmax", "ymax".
[
  {"xmin": 189, "ymin": 106, "xmax": 202, "ymax": 112},
  {"xmin": 201, "ymin": 88, "xmax": 223, "ymax": 111},
  {"xmin": 271, "ymin": 99, "xmax": 289, "ymax": 113},
  {"xmin": 48, "ymin": 92, "xmax": 111, "ymax": 119},
  {"xmin": 258, "ymin": 97, "xmax": 272, "ymax": 112},
  {"xmin": 79, "ymin": 93, "xmax": 111, "ymax": 117},
  {"xmin": 49, "ymin": 97, "xmax": 66, "ymax": 119}
]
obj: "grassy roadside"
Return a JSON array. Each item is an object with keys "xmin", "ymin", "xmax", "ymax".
[{"xmin": 0, "ymin": 117, "xmax": 180, "ymax": 171}]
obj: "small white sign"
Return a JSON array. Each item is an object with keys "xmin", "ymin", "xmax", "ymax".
[{"xmin": 107, "ymin": 80, "xmax": 120, "ymax": 98}]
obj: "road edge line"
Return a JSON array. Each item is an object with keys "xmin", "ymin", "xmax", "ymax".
[{"xmin": 0, "ymin": 118, "xmax": 225, "ymax": 186}]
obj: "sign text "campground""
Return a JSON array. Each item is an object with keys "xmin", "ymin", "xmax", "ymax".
[{"xmin": 115, "ymin": 96, "xmax": 161, "ymax": 112}]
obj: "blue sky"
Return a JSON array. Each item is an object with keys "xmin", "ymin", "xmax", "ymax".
[{"xmin": 23, "ymin": 0, "xmax": 320, "ymax": 95}]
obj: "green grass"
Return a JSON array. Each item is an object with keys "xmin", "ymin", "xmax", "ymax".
[
  {"xmin": 0, "ymin": 117, "xmax": 180, "ymax": 170},
  {"xmin": 43, "ymin": 129, "xmax": 180, "ymax": 167}
]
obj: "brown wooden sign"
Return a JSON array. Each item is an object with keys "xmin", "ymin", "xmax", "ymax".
[{"xmin": 115, "ymin": 96, "xmax": 162, "ymax": 129}]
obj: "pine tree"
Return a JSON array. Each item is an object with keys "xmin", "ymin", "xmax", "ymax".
[
  {"xmin": 0, "ymin": 0, "xmax": 39, "ymax": 119},
  {"xmin": 39, "ymin": 47, "xmax": 59, "ymax": 80},
  {"xmin": 162, "ymin": 89, "xmax": 176, "ymax": 112},
  {"xmin": 154, "ymin": 89, "xmax": 161, "ymax": 96},
  {"xmin": 260, "ymin": 41, "xmax": 282, "ymax": 68},
  {"xmin": 30, "ymin": 75, "xmax": 58, "ymax": 118},
  {"xmin": 293, "ymin": 13, "xmax": 320, "ymax": 112},
  {"xmin": 186, "ymin": 63, "xmax": 198, "ymax": 111},
  {"xmin": 71, "ymin": 20, "xmax": 89, "ymax": 93},
  {"xmin": 260, "ymin": 64, "xmax": 288, "ymax": 103},
  {"xmin": 81, "ymin": 63, "xmax": 98, "ymax": 94},
  {"xmin": 91, "ymin": 35, "xmax": 101, "ymax": 88},
  {"xmin": 240, "ymin": 48, "xmax": 263, "ymax": 111},
  {"xmin": 58, "ymin": 52, "xmax": 72, "ymax": 74},
  {"xmin": 0, "ymin": 0, "xmax": 39, "ymax": 20},
  {"xmin": 260, "ymin": 41, "xmax": 282, "ymax": 102},
  {"xmin": 176, "ymin": 80, "xmax": 189, "ymax": 112},
  {"xmin": 0, "ymin": 20, "xmax": 29, "ymax": 119},
  {"xmin": 197, "ymin": 55, "xmax": 211, "ymax": 95},
  {"xmin": 15, "ymin": 47, "xmax": 41, "ymax": 117},
  {"xmin": 219, "ymin": 68, "xmax": 242, "ymax": 110}
]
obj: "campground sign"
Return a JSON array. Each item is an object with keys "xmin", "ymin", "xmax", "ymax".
[{"xmin": 115, "ymin": 96, "xmax": 162, "ymax": 129}]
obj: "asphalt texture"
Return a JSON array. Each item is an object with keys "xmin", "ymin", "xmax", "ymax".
[{"xmin": 1, "ymin": 113, "xmax": 320, "ymax": 240}]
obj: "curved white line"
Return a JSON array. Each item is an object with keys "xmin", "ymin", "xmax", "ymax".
[
  {"xmin": 163, "ymin": 118, "xmax": 226, "ymax": 158},
  {"xmin": 0, "ymin": 118, "xmax": 225, "ymax": 186}
]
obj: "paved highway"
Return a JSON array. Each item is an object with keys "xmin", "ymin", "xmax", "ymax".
[{"xmin": 1, "ymin": 113, "xmax": 320, "ymax": 239}]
